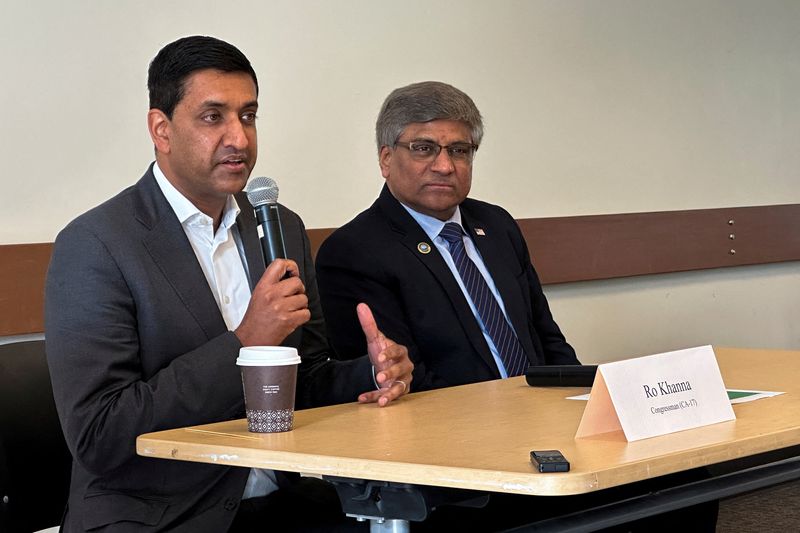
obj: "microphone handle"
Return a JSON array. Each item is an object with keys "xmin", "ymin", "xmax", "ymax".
[{"xmin": 254, "ymin": 203, "xmax": 287, "ymax": 265}]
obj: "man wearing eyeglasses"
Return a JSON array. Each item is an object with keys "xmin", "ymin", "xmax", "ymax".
[
  {"xmin": 314, "ymin": 81, "xmax": 719, "ymax": 531},
  {"xmin": 315, "ymin": 81, "xmax": 579, "ymax": 393}
]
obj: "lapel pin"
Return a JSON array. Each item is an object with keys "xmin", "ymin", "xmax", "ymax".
[
  {"xmin": 475, "ymin": 228, "xmax": 486, "ymax": 236},
  {"xmin": 417, "ymin": 242, "xmax": 431, "ymax": 254}
]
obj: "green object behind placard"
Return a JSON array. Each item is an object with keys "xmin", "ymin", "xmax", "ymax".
[{"xmin": 727, "ymin": 390, "xmax": 759, "ymax": 400}]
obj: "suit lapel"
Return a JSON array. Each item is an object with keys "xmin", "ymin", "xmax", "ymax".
[
  {"xmin": 376, "ymin": 187, "xmax": 500, "ymax": 375},
  {"xmin": 134, "ymin": 166, "xmax": 228, "ymax": 339},
  {"xmin": 234, "ymin": 191, "xmax": 265, "ymax": 290},
  {"xmin": 461, "ymin": 207, "xmax": 537, "ymax": 364}
]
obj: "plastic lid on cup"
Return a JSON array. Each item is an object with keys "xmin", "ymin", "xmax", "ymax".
[{"xmin": 237, "ymin": 346, "xmax": 301, "ymax": 366}]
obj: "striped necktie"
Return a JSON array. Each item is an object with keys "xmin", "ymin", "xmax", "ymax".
[{"xmin": 438, "ymin": 222, "xmax": 528, "ymax": 377}]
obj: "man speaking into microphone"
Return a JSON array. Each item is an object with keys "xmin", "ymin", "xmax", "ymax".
[{"xmin": 45, "ymin": 36, "xmax": 411, "ymax": 533}]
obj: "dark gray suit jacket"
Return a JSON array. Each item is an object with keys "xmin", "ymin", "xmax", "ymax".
[
  {"xmin": 45, "ymin": 165, "xmax": 372, "ymax": 532},
  {"xmin": 316, "ymin": 185, "xmax": 578, "ymax": 392}
]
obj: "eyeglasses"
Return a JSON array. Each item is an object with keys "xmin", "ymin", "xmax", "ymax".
[{"xmin": 394, "ymin": 140, "xmax": 478, "ymax": 163}]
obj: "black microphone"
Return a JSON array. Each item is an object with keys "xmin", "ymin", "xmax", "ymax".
[{"xmin": 245, "ymin": 177, "xmax": 287, "ymax": 266}]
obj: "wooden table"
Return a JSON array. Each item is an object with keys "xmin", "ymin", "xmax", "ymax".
[
  {"xmin": 137, "ymin": 347, "xmax": 800, "ymax": 529},
  {"xmin": 138, "ymin": 347, "xmax": 799, "ymax": 494}
]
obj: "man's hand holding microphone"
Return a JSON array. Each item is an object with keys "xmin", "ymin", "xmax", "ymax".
[{"xmin": 234, "ymin": 177, "xmax": 412, "ymax": 406}]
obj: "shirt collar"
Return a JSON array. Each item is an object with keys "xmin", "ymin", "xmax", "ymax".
[
  {"xmin": 153, "ymin": 162, "xmax": 241, "ymax": 230},
  {"xmin": 399, "ymin": 201, "xmax": 463, "ymax": 242}
]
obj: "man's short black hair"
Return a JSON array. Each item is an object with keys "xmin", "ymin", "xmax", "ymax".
[{"xmin": 147, "ymin": 35, "xmax": 258, "ymax": 119}]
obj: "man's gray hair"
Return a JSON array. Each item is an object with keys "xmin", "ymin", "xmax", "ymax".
[{"xmin": 375, "ymin": 81, "xmax": 483, "ymax": 152}]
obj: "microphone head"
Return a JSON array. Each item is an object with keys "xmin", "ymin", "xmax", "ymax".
[{"xmin": 245, "ymin": 176, "xmax": 279, "ymax": 207}]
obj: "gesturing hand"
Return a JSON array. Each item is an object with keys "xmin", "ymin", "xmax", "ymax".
[{"xmin": 356, "ymin": 303, "xmax": 413, "ymax": 407}]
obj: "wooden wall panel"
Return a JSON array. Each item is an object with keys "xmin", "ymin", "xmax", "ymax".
[
  {"xmin": 0, "ymin": 243, "xmax": 52, "ymax": 336},
  {"xmin": 518, "ymin": 204, "xmax": 800, "ymax": 284},
  {"xmin": 2, "ymin": 204, "xmax": 798, "ymax": 336}
]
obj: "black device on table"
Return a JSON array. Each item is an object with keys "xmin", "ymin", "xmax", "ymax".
[
  {"xmin": 525, "ymin": 365, "xmax": 598, "ymax": 387},
  {"xmin": 530, "ymin": 450, "xmax": 570, "ymax": 473}
]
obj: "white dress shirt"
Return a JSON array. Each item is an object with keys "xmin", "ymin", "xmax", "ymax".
[{"xmin": 153, "ymin": 163, "xmax": 278, "ymax": 498}]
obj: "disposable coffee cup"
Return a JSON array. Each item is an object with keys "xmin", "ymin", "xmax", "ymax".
[{"xmin": 237, "ymin": 346, "xmax": 302, "ymax": 433}]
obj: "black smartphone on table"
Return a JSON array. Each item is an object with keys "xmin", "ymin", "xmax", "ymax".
[{"xmin": 530, "ymin": 450, "xmax": 570, "ymax": 472}]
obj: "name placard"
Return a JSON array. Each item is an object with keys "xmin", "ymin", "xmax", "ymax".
[{"xmin": 575, "ymin": 345, "xmax": 734, "ymax": 441}]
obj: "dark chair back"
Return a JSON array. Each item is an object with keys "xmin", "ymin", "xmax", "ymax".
[{"xmin": 0, "ymin": 340, "xmax": 71, "ymax": 532}]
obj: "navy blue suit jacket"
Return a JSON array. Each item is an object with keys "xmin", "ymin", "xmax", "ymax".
[{"xmin": 316, "ymin": 186, "xmax": 578, "ymax": 392}]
